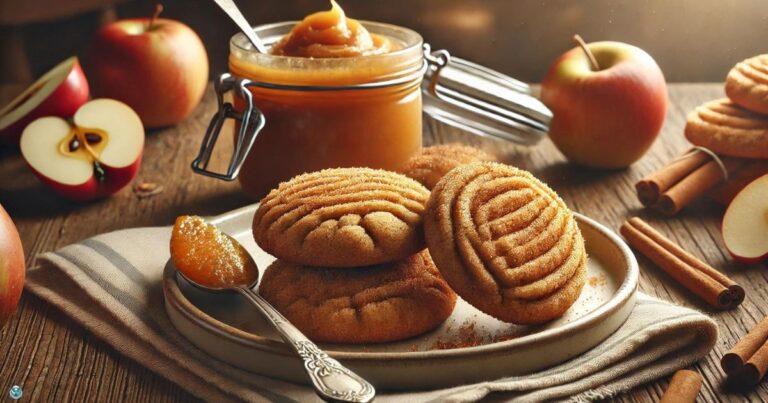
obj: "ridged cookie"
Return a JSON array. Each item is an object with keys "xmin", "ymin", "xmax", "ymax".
[
  {"xmin": 253, "ymin": 168, "xmax": 430, "ymax": 267},
  {"xmin": 259, "ymin": 250, "xmax": 457, "ymax": 343},
  {"xmin": 725, "ymin": 54, "xmax": 768, "ymax": 114},
  {"xmin": 424, "ymin": 162, "xmax": 587, "ymax": 324},
  {"xmin": 400, "ymin": 143, "xmax": 497, "ymax": 190},
  {"xmin": 684, "ymin": 98, "xmax": 768, "ymax": 159}
]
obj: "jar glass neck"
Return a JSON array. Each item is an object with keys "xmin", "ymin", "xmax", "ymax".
[{"xmin": 229, "ymin": 21, "xmax": 424, "ymax": 87}]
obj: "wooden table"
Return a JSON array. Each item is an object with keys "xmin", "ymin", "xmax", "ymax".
[{"xmin": 0, "ymin": 83, "xmax": 765, "ymax": 402}]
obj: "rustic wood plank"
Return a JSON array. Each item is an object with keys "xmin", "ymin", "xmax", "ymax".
[{"xmin": 0, "ymin": 83, "xmax": 766, "ymax": 402}]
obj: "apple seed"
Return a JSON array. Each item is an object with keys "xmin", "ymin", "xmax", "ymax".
[
  {"xmin": 85, "ymin": 132, "xmax": 102, "ymax": 144},
  {"xmin": 68, "ymin": 137, "xmax": 80, "ymax": 152},
  {"xmin": 134, "ymin": 181, "xmax": 164, "ymax": 198}
]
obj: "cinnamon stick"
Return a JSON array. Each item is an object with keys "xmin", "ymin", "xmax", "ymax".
[
  {"xmin": 659, "ymin": 370, "xmax": 702, "ymax": 403},
  {"xmin": 743, "ymin": 342, "xmax": 768, "ymax": 385},
  {"xmin": 656, "ymin": 157, "xmax": 745, "ymax": 216},
  {"xmin": 620, "ymin": 217, "xmax": 744, "ymax": 309},
  {"xmin": 722, "ymin": 316, "xmax": 768, "ymax": 380},
  {"xmin": 636, "ymin": 151, "xmax": 710, "ymax": 206}
]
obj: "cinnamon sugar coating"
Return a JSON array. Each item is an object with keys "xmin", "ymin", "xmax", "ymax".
[
  {"xmin": 685, "ymin": 98, "xmax": 768, "ymax": 159},
  {"xmin": 259, "ymin": 250, "xmax": 457, "ymax": 343},
  {"xmin": 253, "ymin": 168, "xmax": 430, "ymax": 267},
  {"xmin": 400, "ymin": 143, "xmax": 497, "ymax": 190},
  {"xmin": 725, "ymin": 54, "xmax": 768, "ymax": 114},
  {"xmin": 424, "ymin": 162, "xmax": 587, "ymax": 324}
]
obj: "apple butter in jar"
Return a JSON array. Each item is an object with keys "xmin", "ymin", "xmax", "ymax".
[{"xmin": 226, "ymin": 1, "xmax": 424, "ymax": 199}]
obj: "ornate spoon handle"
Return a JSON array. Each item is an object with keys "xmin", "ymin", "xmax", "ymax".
[{"xmin": 236, "ymin": 287, "xmax": 376, "ymax": 403}]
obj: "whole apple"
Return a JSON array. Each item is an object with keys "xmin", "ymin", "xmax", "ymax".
[
  {"xmin": 82, "ymin": 6, "xmax": 208, "ymax": 128},
  {"xmin": 541, "ymin": 39, "xmax": 668, "ymax": 169},
  {"xmin": 0, "ymin": 57, "xmax": 89, "ymax": 144},
  {"xmin": 0, "ymin": 204, "xmax": 24, "ymax": 328}
]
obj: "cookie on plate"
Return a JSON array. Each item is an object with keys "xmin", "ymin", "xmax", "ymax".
[
  {"xmin": 424, "ymin": 162, "xmax": 587, "ymax": 325},
  {"xmin": 259, "ymin": 250, "xmax": 457, "ymax": 343},
  {"xmin": 725, "ymin": 54, "xmax": 768, "ymax": 114},
  {"xmin": 253, "ymin": 167, "xmax": 430, "ymax": 267},
  {"xmin": 684, "ymin": 98, "xmax": 768, "ymax": 159},
  {"xmin": 400, "ymin": 143, "xmax": 497, "ymax": 190}
]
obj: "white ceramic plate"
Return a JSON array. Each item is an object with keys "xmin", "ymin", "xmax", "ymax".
[{"xmin": 164, "ymin": 204, "xmax": 638, "ymax": 390}]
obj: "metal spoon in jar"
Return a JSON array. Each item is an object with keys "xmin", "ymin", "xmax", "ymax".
[
  {"xmin": 212, "ymin": 0, "xmax": 269, "ymax": 53},
  {"xmin": 175, "ymin": 235, "xmax": 375, "ymax": 403}
]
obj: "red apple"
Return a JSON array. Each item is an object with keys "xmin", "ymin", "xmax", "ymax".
[
  {"xmin": 82, "ymin": 6, "xmax": 208, "ymax": 128},
  {"xmin": 541, "ymin": 38, "xmax": 668, "ymax": 168},
  {"xmin": 20, "ymin": 99, "xmax": 144, "ymax": 201},
  {"xmin": 0, "ymin": 57, "xmax": 89, "ymax": 144},
  {"xmin": 722, "ymin": 174, "xmax": 768, "ymax": 264},
  {"xmin": 0, "ymin": 203, "xmax": 24, "ymax": 328}
]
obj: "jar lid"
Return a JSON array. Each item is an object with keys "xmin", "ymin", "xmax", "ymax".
[{"xmin": 422, "ymin": 45, "xmax": 551, "ymax": 145}]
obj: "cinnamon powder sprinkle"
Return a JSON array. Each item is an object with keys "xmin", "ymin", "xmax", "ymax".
[
  {"xmin": 428, "ymin": 321, "xmax": 521, "ymax": 350},
  {"xmin": 588, "ymin": 274, "xmax": 607, "ymax": 287}
]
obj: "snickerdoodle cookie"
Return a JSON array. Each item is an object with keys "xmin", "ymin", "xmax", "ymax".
[
  {"xmin": 725, "ymin": 54, "xmax": 768, "ymax": 114},
  {"xmin": 424, "ymin": 162, "xmax": 587, "ymax": 325},
  {"xmin": 684, "ymin": 98, "xmax": 768, "ymax": 159},
  {"xmin": 400, "ymin": 143, "xmax": 497, "ymax": 190},
  {"xmin": 259, "ymin": 250, "xmax": 457, "ymax": 343},
  {"xmin": 253, "ymin": 167, "xmax": 430, "ymax": 267}
]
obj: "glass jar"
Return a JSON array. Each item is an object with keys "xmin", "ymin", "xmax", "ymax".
[
  {"xmin": 227, "ymin": 21, "xmax": 424, "ymax": 199},
  {"xmin": 192, "ymin": 23, "xmax": 554, "ymax": 195}
]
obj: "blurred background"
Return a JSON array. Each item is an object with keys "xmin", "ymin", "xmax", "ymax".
[{"xmin": 1, "ymin": 0, "xmax": 767, "ymax": 85}]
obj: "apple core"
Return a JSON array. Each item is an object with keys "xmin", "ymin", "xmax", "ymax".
[
  {"xmin": 2, "ymin": 81, "xmax": 46, "ymax": 116},
  {"xmin": 57, "ymin": 126, "xmax": 109, "ymax": 182}
]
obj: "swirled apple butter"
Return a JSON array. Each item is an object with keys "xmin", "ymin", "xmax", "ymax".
[
  {"xmin": 228, "ymin": 1, "xmax": 424, "ymax": 199},
  {"xmin": 270, "ymin": 0, "xmax": 396, "ymax": 58}
]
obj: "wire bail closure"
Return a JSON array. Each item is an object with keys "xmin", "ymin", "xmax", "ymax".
[
  {"xmin": 191, "ymin": 73, "xmax": 265, "ymax": 181},
  {"xmin": 424, "ymin": 44, "xmax": 451, "ymax": 97},
  {"xmin": 421, "ymin": 44, "xmax": 551, "ymax": 145}
]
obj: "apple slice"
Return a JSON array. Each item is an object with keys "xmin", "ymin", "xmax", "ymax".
[
  {"xmin": 20, "ymin": 99, "xmax": 144, "ymax": 201},
  {"xmin": 0, "ymin": 57, "xmax": 89, "ymax": 144},
  {"xmin": 722, "ymin": 174, "xmax": 768, "ymax": 264}
]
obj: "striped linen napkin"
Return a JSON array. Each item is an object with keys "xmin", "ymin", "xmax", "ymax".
[{"xmin": 25, "ymin": 226, "xmax": 718, "ymax": 402}]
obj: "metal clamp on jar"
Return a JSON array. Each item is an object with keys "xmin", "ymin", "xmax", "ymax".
[{"xmin": 192, "ymin": 22, "xmax": 552, "ymax": 199}]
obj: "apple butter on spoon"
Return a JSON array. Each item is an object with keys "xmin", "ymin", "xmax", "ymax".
[
  {"xmin": 170, "ymin": 216, "xmax": 375, "ymax": 403},
  {"xmin": 170, "ymin": 215, "xmax": 258, "ymax": 288}
]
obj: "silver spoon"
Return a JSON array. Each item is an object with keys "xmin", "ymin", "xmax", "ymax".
[
  {"xmin": 212, "ymin": 0, "xmax": 269, "ymax": 53},
  {"xmin": 176, "ymin": 236, "xmax": 375, "ymax": 403}
]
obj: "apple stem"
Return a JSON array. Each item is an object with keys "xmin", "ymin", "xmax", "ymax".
[
  {"xmin": 93, "ymin": 161, "xmax": 106, "ymax": 183},
  {"xmin": 573, "ymin": 34, "xmax": 600, "ymax": 71},
  {"xmin": 148, "ymin": 4, "xmax": 164, "ymax": 31}
]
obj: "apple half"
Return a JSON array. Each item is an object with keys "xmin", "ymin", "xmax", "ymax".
[
  {"xmin": 0, "ymin": 57, "xmax": 90, "ymax": 144},
  {"xmin": 20, "ymin": 99, "xmax": 144, "ymax": 201},
  {"xmin": 722, "ymin": 174, "xmax": 768, "ymax": 264}
]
